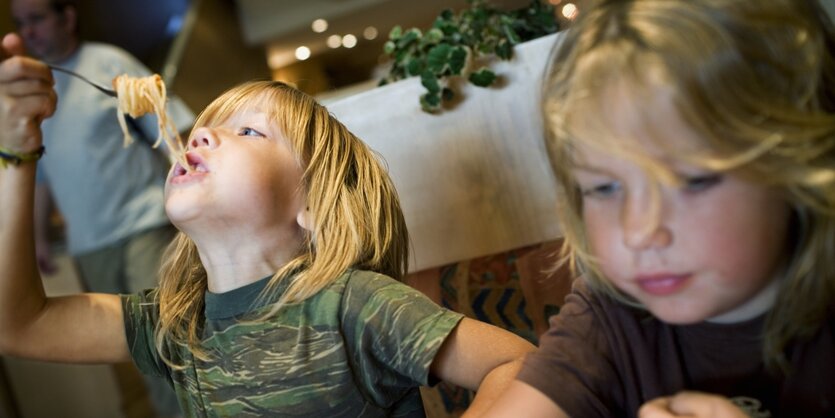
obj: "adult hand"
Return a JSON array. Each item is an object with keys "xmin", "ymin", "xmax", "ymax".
[
  {"xmin": 0, "ymin": 33, "xmax": 56, "ymax": 153},
  {"xmin": 639, "ymin": 391, "xmax": 749, "ymax": 418}
]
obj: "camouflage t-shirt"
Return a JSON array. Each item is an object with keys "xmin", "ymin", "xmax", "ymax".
[{"xmin": 122, "ymin": 269, "xmax": 464, "ymax": 417}]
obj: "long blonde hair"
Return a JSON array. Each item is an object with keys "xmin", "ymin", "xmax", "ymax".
[
  {"xmin": 545, "ymin": 0, "xmax": 835, "ymax": 371},
  {"xmin": 154, "ymin": 81, "xmax": 409, "ymax": 363}
]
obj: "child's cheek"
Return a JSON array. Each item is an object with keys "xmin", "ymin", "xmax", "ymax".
[{"xmin": 584, "ymin": 212, "xmax": 625, "ymax": 276}]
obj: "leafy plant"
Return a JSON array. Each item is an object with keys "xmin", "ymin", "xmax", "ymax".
[{"xmin": 380, "ymin": 0, "xmax": 559, "ymax": 113}]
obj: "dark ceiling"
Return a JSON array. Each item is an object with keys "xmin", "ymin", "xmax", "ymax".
[{"xmin": 75, "ymin": 0, "xmax": 191, "ymax": 71}]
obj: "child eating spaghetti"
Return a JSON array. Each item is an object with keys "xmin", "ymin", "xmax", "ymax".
[{"xmin": 0, "ymin": 32, "xmax": 534, "ymax": 416}]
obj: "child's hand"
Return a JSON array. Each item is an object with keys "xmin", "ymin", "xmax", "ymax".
[
  {"xmin": 639, "ymin": 391, "xmax": 749, "ymax": 418},
  {"xmin": 0, "ymin": 33, "xmax": 56, "ymax": 153}
]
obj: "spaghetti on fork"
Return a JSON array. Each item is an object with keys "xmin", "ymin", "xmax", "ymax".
[{"xmin": 112, "ymin": 74, "xmax": 190, "ymax": 171}]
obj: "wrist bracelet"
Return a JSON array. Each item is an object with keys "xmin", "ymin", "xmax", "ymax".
[{"xmin": 0, "ymin": 145, "xmax": 46, "ymax": 168}]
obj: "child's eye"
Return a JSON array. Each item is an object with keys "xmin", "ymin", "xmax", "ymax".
[
  {"xmin": 238, "ymin": 127, "xmax": 264, "ymax": 137},
  {"xmin": 581, "ymin": 182, "xmax": 622, "ymax": 198},
  {"xmin": 682, "ymin": 174, "xmax": 722, "ymax": 192}
]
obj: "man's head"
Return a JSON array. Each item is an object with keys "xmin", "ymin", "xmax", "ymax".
[{"xmin": 11, "ymin": 0, "xmax": 78, "ymax": 63}]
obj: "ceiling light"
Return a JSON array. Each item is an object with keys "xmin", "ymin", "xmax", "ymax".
[
  {"xmin": 326, "ymin": 34, "xmax": 342, "ymax": 48},
  {"xmin": 311, "ymin": 19, "xmax": 328, "ymax": 33},
  {"xmin": 363, "ymin": 26, "xmax": 378, "ymax": 40},
  {"xmin": 342, "ymin": 34, "xmax": 357, "ymax": 48},
  {"xmin": 562, "ymin": 3, "xmax": 578, "ymax": 19},
  {"xmin": 295, "ymin": 46, "xmax": 311, "ymax": 61}
]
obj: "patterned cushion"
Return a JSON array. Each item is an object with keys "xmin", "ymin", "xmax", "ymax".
[{"xmin": 403, "ymin": 239, "xmax": 572, "ymax": 417}]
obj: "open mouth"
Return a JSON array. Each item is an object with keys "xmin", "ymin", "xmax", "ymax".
[{"xmin": 171, "ymin": 152, "xmax": 209, "ymax": 180}]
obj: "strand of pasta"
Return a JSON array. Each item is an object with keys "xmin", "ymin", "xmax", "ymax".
[{"xmin": 113, "ymin": 74, "xmax": 190, "ymax": 170}]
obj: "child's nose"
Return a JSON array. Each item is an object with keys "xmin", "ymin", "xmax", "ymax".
[
  {"xmin": 188, "ymin": 127, "xmax": 217, "ymax": 150},
  {"xmin": 621, "ymin": 195, "xmax": 672, "ymax": 250}
]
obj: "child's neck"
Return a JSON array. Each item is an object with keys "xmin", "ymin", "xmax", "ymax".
[
  {"xmin": 706, "ymin": 278, "xmax": 780, "ymax": 324},
  {"xmin": 186, "ymin": 222, "xmax": 305, "ymax": 294},
  {"xmin": 196, "ymin": 239, "xmax": 301, "ymax": 294},
  {"xmin": 204, "ymin": 262, "xmax": 279, "ymax": 294}
]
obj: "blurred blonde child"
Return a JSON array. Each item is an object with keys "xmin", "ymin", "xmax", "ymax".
[
  {"xmin": 476, "ymin": 0, "xmax": 835, "ymax": 417},
  {"xmin": 0, "ymin": 33, "xmax": 533, "ymax": 417}
]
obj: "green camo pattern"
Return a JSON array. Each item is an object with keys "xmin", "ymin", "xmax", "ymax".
[{"xmin": 123, "ymin": 269, "xmax": 464, "ymax": 417}]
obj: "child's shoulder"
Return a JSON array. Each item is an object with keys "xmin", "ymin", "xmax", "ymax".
[
  {"xmin": 339, "ymin": 269, "xmax": 408, "ymax": 295},
  {"xmin": 335, "ymin": 269, "xmax": 447, "ymax": 313}
]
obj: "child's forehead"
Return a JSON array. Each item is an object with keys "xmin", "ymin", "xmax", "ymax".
[
  {"xmin": 203, "ymin": 96, "xmax": 275, "ymax": 127},
  {"xmin": 223, "ymin": 108, "xmax": 269, "ymax": 124},
  {"xmin": 564, "ymin": 75, "xmax": 710, "ymax": 165}
]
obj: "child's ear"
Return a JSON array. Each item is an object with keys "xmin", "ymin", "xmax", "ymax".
[{"xmin": 296, "ymin": 207, "xmax": 313, "ymax": 232}]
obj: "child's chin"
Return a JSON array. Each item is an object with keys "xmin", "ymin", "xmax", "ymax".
[{"xmin": 164, "ymin": 200, "xmax": 200, "ymax": 227}]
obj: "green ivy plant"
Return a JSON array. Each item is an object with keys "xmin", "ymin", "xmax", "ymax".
[{"xmin": 380, "ymin": 0, "xmax": 559, "ymax": 113}]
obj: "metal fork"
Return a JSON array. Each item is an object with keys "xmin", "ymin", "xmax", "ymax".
[{"xmin": 48, "ymin": 65, "xmax": 117, "ymax": 97}]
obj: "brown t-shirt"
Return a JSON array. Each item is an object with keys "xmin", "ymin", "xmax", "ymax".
[{"xmin": 518, "ymin": 279, "xmax": 835, "ymax": 417}]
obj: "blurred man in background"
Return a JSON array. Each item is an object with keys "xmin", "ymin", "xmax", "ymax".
[{"xmin": 11, "ymin": 0, "xmax": 193, "ymax": 416}]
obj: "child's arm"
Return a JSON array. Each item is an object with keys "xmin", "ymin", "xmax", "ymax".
[
  {"xmin": 639, "ymin": 392, "xmax": 748, "ymax": 418},
  {"xmin": 428, "ymin": 317, "xmax": 538, "ymax": 415},
  {"xmin": 465, "ymin": 380, "xmax": 569, "ymax": 417},
  {"xmin": 33, "ymin": 183, "xmax": 58, "ymax": 274},
  {"xmin": 0, "ymin": 33, "xmax": 130, "ymax": 364}
]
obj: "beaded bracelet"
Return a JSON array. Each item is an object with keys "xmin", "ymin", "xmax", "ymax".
[{"xmin": 0, "ymin": 145, "xmax": 45, "ymax": 168}]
